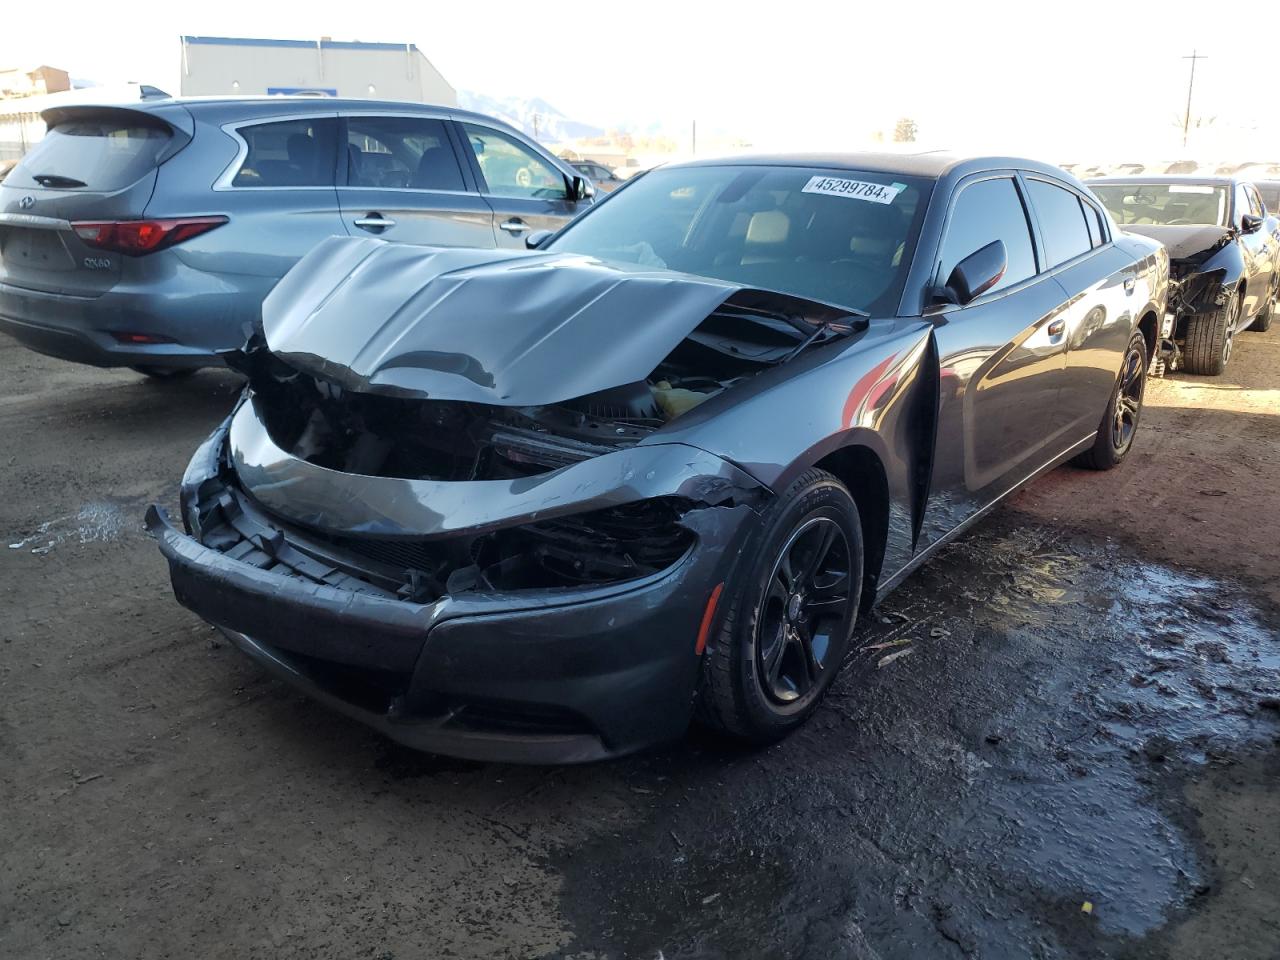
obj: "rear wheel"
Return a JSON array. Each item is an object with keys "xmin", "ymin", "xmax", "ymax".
[
  {"xmin": 130, "ymin": 366, "xmax": 197, "ymax": 381},
  {"xmin": 697, "ymin": 469, "xmax": 863, "ymax": 743},
  {"xmin": 1182, "ymin": 291, "xmax": 1241, "ymax": 375},
  {"xmin": 1075, "ymin": 328, "xmax": 1147, "ymax": 471}
]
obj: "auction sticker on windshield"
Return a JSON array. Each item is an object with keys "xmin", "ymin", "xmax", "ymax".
[{"xmin": 802, "ymin": 176, "xmax": 906, "ymax": 204}]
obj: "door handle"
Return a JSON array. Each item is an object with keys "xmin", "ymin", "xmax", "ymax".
[
  {"xmin": 499, "ymin": 218, "xmax": 528, "ymax": 235},
  {"xmin": 1047, "ymin": 318, "xmax": 1066, "ymax": 337},
  {"xmin": 354, "ymin": 214, "xmax": 396, "ymax": 231},
  {"xmin": 1123, "ymin": 276, "xmax": 1136, "ymax": 294}
]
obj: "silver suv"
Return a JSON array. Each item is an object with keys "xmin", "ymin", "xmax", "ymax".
[{"xmin": 0, "ymin": 98, "xmax": 593, "ymax": 376}]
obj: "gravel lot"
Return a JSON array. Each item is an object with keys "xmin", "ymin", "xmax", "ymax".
[{"xmin": 2, "ymin": 324, "xmax": 1278, "ymax": 959}]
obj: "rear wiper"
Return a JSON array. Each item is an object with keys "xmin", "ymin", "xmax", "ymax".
[{"xmin": 31, "ymin": 173, "xmax": 87, "ymax": 188}]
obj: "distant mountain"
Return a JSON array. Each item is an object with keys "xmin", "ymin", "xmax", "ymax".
[{"xmin": 458, "ymin": 91, "xmax": 605, "ymax": 142}]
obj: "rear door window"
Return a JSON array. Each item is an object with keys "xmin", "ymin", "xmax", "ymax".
[
  {"xmin": 8, "ymin": 120, "xmax": 170, "ymax": 191},
  {"xmin": 1026, "ymin": 179, "xmax": 1092, "ymax": 268},
  {"xmin": 938, "ymin": 176, "xmax": 1037, "ymax": 294},
  {"xmin": 231, "ymin": 117, "xmax": 338, "ymax": 187},
  {"xmin": 344, "ymin": 116, "xmax": 466, "ymax": 191},
  {"xmin": 460, "ymin": 123, "xmax": 567, "ymax": 200}
]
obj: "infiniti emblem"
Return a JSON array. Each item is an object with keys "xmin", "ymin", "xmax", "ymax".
[{"xmin": 18, "ymin": 196, "xmax": 35, "ymax": 210}]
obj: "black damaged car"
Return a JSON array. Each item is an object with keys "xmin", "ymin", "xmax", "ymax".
[
  {"xmin": 150, "ymin": 154, "xmax": 1168, "ymax": 762},
  {"xmin": 1089, "ymin": 176, "xmax": 1280, "ymax": 374}
]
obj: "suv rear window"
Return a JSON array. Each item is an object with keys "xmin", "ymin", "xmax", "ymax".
[{"xmin": 9, "ymin": 121, "xmax": 171, "ymax": 192}]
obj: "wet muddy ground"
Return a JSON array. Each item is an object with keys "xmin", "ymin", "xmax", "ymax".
[{"xmin": 2, "ymin": 326, "xmax": 1278, "ymax": 959}]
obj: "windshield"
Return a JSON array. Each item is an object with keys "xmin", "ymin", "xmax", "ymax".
[
  {"xmin": 1090, "ymin": 183, "xmax": 1229, "ymax": 227},
  {"xmin": 547, "ymin": 165, "xmax": 931, "ymax": 315}
]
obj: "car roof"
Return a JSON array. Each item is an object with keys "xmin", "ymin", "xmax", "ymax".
[
  {"xmin": 1087, "ymin": 175, "xmax": 1240, "ymax": 187},
  {"xmin": 669, "ymin": 151, "xmax": 1080, "ymax": 183},
  {"xmin": 46, "ymin": 94, "xmax": 522, "ymax": 130}
]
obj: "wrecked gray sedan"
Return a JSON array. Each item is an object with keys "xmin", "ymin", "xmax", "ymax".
[{"xmin": 149, "ymin": 153, "xmax": 1168, "ymax": 762}]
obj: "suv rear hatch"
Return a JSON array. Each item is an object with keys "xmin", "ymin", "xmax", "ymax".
[{"xmin": 0, "ymin": 103, "xmax": 193, "ymax": 297}]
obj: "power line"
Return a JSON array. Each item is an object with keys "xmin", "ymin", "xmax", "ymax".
[{"xmin": 1181, "ymin": 50, "xmax": 1208, "ymax": 149}]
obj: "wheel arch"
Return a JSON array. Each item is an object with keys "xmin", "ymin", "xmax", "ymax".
[{"xmin": 813, "ymin": 444, "xmax": 890, "ymax": 613}]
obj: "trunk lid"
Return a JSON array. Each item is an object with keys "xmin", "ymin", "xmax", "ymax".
[{"xmin": 0, "ymin": 103, "xmax": 193, "ymax": 296}]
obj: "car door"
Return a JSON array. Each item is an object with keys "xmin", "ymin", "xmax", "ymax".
[
  {"xmin": 1245, "ymin": 183, "xmax": 1275, "ymax": 304},
  {"xmin": 1023, "ymin": 176, "xmax": 1136, "ymax": 442},
  {"xmin": 335, "ymin": 114, "xmax": 495, "ymax": 248},
  {"xmin": 1234, "ymin": 182, "xmax": 1268, "ymax": 317},
  {"xmin": 211, "ymin": 114, "xmax": 347, "ymax": 280},
  {"xmin": 455, "ymin": 121, "xmax": 584, "ymax": 247},
  {"xmin": 920, "ymin": 173, "xmax": 1075, "ymax": 551}
]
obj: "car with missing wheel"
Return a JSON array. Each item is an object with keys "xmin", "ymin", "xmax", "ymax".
[
  {"xmin": 149, "ymin": 153, "xmax": 1167, "ymax": 762},
  {"xmin": 1088, "ymin": 176, "xmax": 1280, "ymax": 374},
  {"xmin": 0, "ymin": 97, "xmax": 592, "ymax": 378}
]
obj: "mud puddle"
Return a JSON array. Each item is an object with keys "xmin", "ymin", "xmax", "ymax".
[{"xmin": 549, "ymin": 511, "xmax": 1280, "ymax": 959}]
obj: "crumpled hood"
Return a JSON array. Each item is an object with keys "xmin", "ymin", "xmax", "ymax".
[
  {"xmin": 1120, "ymin": 224, "xmax": 1232, "ymax": 266},
  {"xmin": 261, "ymin": 236, "xmax": 746, "ymax": 405}
]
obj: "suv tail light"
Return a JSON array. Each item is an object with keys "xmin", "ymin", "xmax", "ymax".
[{"xmin": 71, "ymin": 216, "xmax": 228, "ymax": 256}]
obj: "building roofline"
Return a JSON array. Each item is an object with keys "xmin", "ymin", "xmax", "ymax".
[{"xmin": 181, "ymin": 35, "xmax": 421, "ymax": 53}]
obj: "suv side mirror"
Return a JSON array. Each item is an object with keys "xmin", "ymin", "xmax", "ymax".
[
  {"xmin": 1241, "ymin": 213, "xmax": 1264, "ymax": 234},
  {"xmin": 525, "ymin": 229, "xmax": 554, "ymax": 250},
  {"xmin": 570, "ymin": 175, "xmax": 595, "ymax": 202},
  {"xmin": 941, "ymin": 239, "xmax": 1008, "ymax": 305}
]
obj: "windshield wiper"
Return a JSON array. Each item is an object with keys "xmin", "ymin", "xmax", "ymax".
[
  {"xmin": 31, "ymin": 173, "xmax": 87, "ymax": 188},
  {"xmin": 781, "ymin": 315, "xmax": 867, "ymax": 362}
]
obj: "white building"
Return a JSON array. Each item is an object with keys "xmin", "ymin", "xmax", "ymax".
[{"xmin": 179, "ymin": 36, "xmax": 456, "ymax": 105}]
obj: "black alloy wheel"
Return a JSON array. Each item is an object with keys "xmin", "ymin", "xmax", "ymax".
[
  {"xmin": 697, "ymin": 468, "xmax": 864, "ymax": 743},
  {"xmin": 756, "ymin": 517, "xmax": 854, "ymax": 705},
  {"xmin": 1111, "ymin": 338, "xmax": 1146, "ymax": 456},
  {"xmin": 1075, "ymin": 327, "xmax": 1148, "ymax": 471}
]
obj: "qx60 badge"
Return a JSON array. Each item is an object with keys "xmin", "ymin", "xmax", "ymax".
[{"xmin": 18, "ymin": 196, "xmax": 35, "ymax": 210}]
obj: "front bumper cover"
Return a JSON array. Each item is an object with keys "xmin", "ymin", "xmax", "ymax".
[{"xmin": 149, "ymin": 412, "xmax": 765, "ymax": 763}]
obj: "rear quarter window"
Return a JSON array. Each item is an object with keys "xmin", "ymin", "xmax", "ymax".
[
  {"xmin": 231, "ymin": 118, "xmax": 338, "ymax": 188},
  {"xmin": 1026, "ymin": 179, "xmax": 1092, "ymax": 268},
  {"xmin": 9, "ymin": 121, "xmax": 170, "ymax": 192}
]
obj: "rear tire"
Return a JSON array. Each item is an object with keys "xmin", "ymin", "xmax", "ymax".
[
  {"xmin": 1181, "ymin": 291, "xmax": 1240, "ymax": 375},
  {"xmin": 697, "ymin": 468, "xmax": 863, "ymax": 743},
  {"xmin": 1075, "ymin": 328, "xmax": 1147, "ymax": 471},
  {"xmin": 130, "ymin": 366, "xmax": 197, "ymax": 381}
]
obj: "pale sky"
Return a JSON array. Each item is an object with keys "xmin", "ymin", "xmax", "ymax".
[{"xmin": 3, "ymin": 0, "xmax": 1277, "ymax": 161}]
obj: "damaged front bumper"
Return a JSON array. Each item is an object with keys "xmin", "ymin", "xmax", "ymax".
[{"xmin": 148, "ymin": 406, "xmax": 765, "ymax": 763}]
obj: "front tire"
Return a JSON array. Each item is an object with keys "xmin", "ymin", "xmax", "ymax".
[
  {"xmin": 697, "ymin": 468, "xmax": 863, "ymax": 743},
  {"xmin": 1075, "ymin": 328, "xmax": 1147, "ymax": 471},
  {"xmin": 1182, "ymin": 291, "xmax": 1241, "ymax": 375}
]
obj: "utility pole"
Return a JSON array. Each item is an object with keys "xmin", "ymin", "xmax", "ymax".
[
  {"xmin": 692, "ymin": 119, "xmax": 697, "ymax": 157},
  {"xmin": 1182, "ymin": 50, "xmax": 1208, "ymax": 149}
]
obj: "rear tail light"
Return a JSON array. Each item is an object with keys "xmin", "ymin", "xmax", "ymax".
[{"xmin": 72, "ymin": 216, "xmax": 228, "ymax": 256}]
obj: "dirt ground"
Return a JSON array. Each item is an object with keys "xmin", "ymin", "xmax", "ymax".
[{"xmin": 1, "ymin": 323, "xmax": 1278, "ymax": 960}]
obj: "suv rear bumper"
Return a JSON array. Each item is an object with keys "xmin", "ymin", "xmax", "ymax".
[{"xmin": 0, "ymin": 269, "xmax": 271, "ymax": 368}]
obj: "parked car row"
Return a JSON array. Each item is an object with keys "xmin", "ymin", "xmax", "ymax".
[
  {"xmin": 1088, "ymin": 176, "xmax": 1279, "ymax": 374},
  {"xmin": 2, "ymin": 94, "xmax": 1268, "ymax": 762}
]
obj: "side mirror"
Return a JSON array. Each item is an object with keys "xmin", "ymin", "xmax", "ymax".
[
  {"xmin": 1241, "ymin": 213, "xmax": 1264, "ymax": 234},
  {"xmin": 942, "ymin": 239, "xmax": 1008, "ymax": 305},
  {"xmin": 570, "ymin": 175, "xmax": 595, "ymax": 202},
  {"xmin": 525, "ymin": 229, "xmax": 554, "ymax": 250}
]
